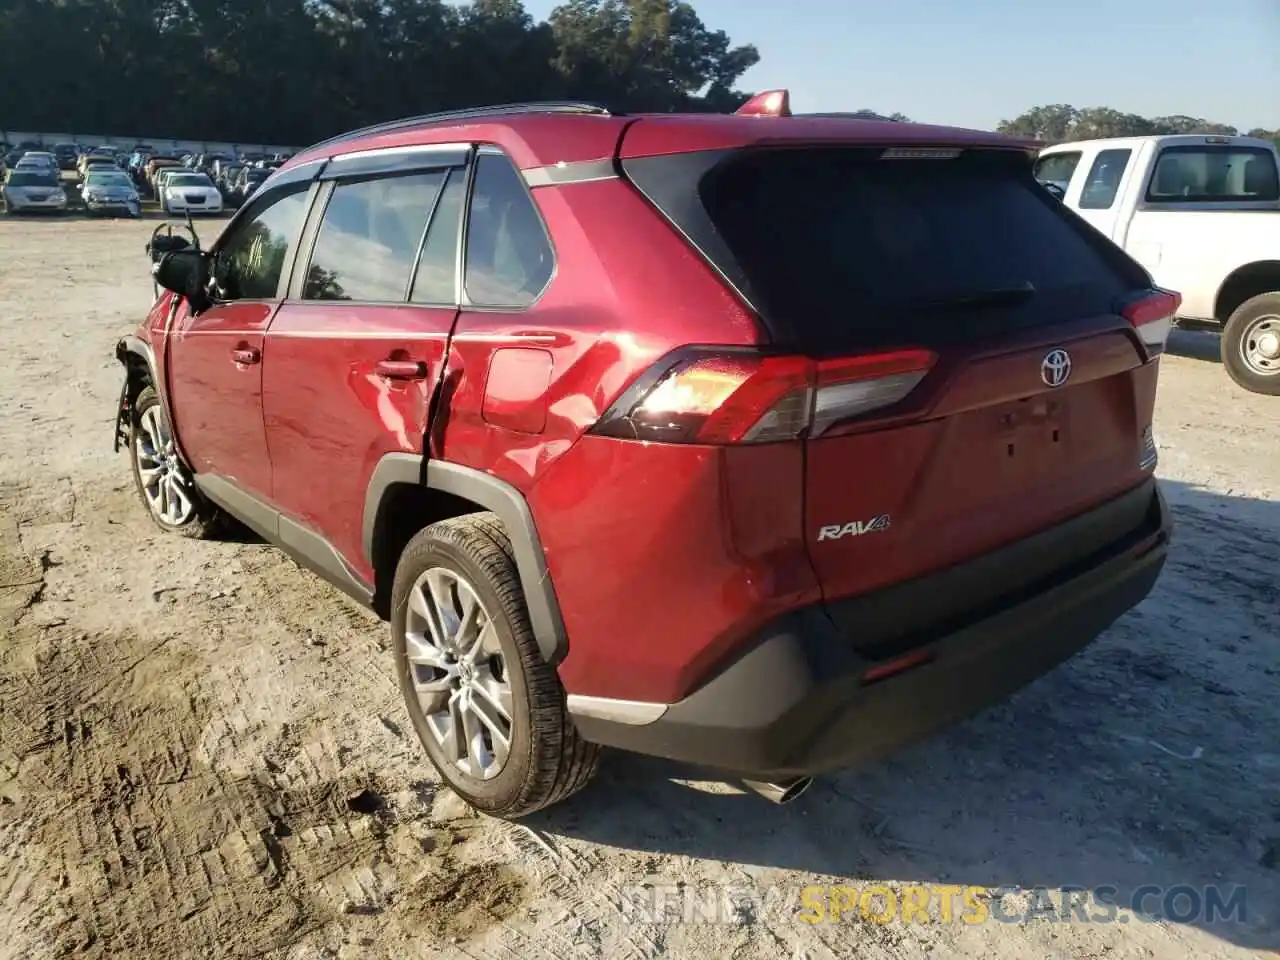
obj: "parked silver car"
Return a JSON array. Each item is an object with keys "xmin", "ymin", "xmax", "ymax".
[
  {"xmin": 80, "ymin": 169, "xmax": 141, "ymax": 217},
  {"xmin": 2, "ymin": 170, "xmax": 67, "ymax": 214}
]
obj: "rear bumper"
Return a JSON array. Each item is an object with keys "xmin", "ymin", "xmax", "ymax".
[{"xmin": 568, "ymin": 479, "xmax": 1171, "ymax": 780}]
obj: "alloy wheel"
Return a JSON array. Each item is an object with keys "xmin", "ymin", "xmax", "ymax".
[
  {"xmin": 404, "ymin": 567, "xmax": 514, "ymax": 780},
  {"xmin": 134, "ymin": 405, "xmax": 196, "ymax": 526}
]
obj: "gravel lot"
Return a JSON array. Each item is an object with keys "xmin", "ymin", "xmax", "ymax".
[{"xmin": 1, "ymin": 216, "xmax": 1277, "ymax": 960}]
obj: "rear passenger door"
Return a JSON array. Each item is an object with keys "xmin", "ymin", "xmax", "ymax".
[{"xmin": 262, "ymin": 146, "xmax": 470, "ymax": 581}]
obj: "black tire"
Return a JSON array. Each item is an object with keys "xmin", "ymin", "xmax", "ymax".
[
  {"xmin": 391, "ymin": 514, "xmax": 598, "ymax": 818},
  {"xmin": 128, "ymin": 386, "xmax": 223, "ymax": 538},
  {"xmin": 1221, "ymin": 292, "xmax": 1280, "ymax": 396}
]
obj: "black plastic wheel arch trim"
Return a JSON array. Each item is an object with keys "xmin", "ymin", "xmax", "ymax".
[
  {"xmin": 362, "ymin": 453, "xmax": 569, "ymax": 665},
  {"xmin": 114, "ymin": 334, "xmax": 195, "ymax": 470}
]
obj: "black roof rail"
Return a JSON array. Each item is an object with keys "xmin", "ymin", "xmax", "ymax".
[
  {"xmin": 796, "ymin": 111, "xmax": 903, "ymax": 121},
  {"xmin": 305, "ymin": 101, "xmax": 616, "ymax": 153}
]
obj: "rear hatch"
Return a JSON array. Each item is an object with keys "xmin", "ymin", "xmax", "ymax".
[{"xmin": 621, "ymin": 131, "xmax": 1170, "ymax": 651}]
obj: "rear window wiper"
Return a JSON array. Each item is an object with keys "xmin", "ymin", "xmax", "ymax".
[{"xmin": 913, "ymin": 281, "xmax": 1037, "ymax": 311}]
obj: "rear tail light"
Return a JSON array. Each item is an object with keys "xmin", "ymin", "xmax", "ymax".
[
  {"xmin": 1121, "ymin": 288, "xmax": 1181, "ymax": 357},
  {"xmin": 590, "ymin": 348, "xmax": 936, "ymax": 445}
]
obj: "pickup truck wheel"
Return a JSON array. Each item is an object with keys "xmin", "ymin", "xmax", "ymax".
[
  {"xmin": 1222, "ymin": 293, "xmax": 1280, "ymax": 395},
  {"xmin": 391, "ymin": 514, "xmax": 599, "ymax": 819},
  {"xmin": 129, "ymin": 387, "xmax": 223, "ymax": 538}
]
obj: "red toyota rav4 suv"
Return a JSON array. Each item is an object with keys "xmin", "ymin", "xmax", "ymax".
[{"xmin": 115, "ymin": 92, "xmax": 1175, "ymax": 818}]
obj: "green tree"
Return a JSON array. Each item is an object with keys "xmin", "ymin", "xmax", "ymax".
[
  {"xmin": 998, "ymin": 104, "xmax": 1274, "ymax": 144},
  {"xmin": 0, "ymin": 0, "xmax": 759, "ymax": 142}
]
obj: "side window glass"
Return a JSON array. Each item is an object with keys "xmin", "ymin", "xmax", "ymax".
[
  {"xmin": 1079, "ymin": 149, "xmax": 1132, "ymax": 210},
  {"xmin": 1033, "ymin": 151, "xmax": 1081, "ymax": 194},
  {"xmin": 214, "ymin": 185, "xmax": 311, "ymax": 301},
  {"xmin": 410, "ymin": 167, "xmax": 466, "ymax": 304},
  {"xmin": 304, "ymin": 171, "xmax": 445, "ymax": 302},
  {"xmin": 464, "ymin": 153, "xmax": 554, "ymax": 308}
]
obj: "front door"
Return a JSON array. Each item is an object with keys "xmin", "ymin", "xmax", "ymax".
[
  {"xmin": 263, "ymin": 150, "xmax": 469, "ymax": 580},
  {"xmin": 166, "ymin": 180, "xmax": 315, "ymax": 500}
]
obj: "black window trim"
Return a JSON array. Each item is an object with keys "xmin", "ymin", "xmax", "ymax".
[
  {"xmin": 288, "ymin": 154, "xmax": 471, "ymax": 306},
  {"xmin": 1077, "ymin": 147, "xmax": 1133, "ymax": 211},
  {"xmin": 459, "ymin": 145, "xmax": 558, "ymax": 312},
  {"xmin": 1140, "ymin": 143, "xmax": 1280, "ymax": 208}
]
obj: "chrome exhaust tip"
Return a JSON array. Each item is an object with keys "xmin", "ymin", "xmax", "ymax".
[{"xmin": 741, "ymin": 776, "xmax": 813, "ymax": 805}]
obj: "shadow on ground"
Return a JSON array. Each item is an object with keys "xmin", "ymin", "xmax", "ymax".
[{"xmin": 534, "ymin": 480, "xmax": 1280, "ymax": 952}]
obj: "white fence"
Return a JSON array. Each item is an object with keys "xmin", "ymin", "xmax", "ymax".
[{"xmin": 2, "ymin": 130, "xmax": 299, "ymax": 156}]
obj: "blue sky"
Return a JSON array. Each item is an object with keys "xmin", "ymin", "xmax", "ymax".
[{"xmin": 522, "ymin": 0, "xmax": 1279, "ymax": 131}]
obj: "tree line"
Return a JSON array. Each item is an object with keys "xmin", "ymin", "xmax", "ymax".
[
  {"xmin": 1, "ymin": 0, "xmax": 1272, "ymax": 151},
  {"xmin": 0, "ymin": 0, "xmax": 760, "ymax": 144},
  {"xmin": 994, "ymin": 104, "xmax": 1278, "ymax": 145}
]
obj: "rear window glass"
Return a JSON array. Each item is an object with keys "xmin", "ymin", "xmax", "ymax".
[
  {"xmin": 1146, "ymin": 145, "xmax": 1279, "ymax": 203},
  {"xmin": 697, "ymin": 148, "xmax": 1141, "ymax": 346}
]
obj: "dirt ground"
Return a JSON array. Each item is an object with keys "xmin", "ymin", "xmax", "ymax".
[{"xmin": 0, "ymin": 216, "xmax": 1277, "ymax": 960}]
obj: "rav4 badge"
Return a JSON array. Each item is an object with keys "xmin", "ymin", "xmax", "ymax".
[{"xmin": 817, "ymin": 514, "xmax": 892, "ymax": 542}]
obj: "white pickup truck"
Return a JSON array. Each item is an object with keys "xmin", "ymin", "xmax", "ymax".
[{"xmin": 1035, "ymin": 134, "xmax": 1280, "ymax": 395}]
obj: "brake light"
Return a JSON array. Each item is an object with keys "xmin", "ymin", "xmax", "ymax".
[
  {"xmin": 591, "ymin": 349, "xmax": 936, "ymax": 445},
  {"xmin": 1121, "ymin": 288, "xmax": 1181, "ymax": 356}
]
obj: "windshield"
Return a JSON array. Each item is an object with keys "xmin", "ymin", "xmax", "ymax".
[
  {"xmin": 7, "ymin": 172, "xmax": 56, "ymax": 187},
  {"xmin": 171, "ymin": 174, "xmax": 212, "ymax": 188},
  {"xmin": 87, "ymin": 173, "xmax": 131, "ymax": 188}
]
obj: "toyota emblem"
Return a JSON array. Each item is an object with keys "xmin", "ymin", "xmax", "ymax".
[{"xmin": 1041, "ymin": 349, "xmax": 1072, "ymax": 388}]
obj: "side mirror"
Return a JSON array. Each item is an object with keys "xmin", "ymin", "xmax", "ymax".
[
  {"xmin": 1041, "ymin": 181, "xmax": 1066, "ymax": 202},
  {"xmin": 153, "ymin": 249, "xmax": 211, "ymax": 312}
]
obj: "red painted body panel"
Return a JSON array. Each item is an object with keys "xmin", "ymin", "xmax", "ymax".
[
  {"xmin": 262, "ymin": 302, "xmax": 452, "ymax": 580},
  {"xmin": 436, "ymin": 177, "xmax": 761, "ymax": 487},
  {"xmin": 482, "ymin": 349, "xmax": 554, "ymax": 434},
  {"xmin": 532, "ymin": 436, "xmax": 821, "ymax": 703},
  {"xmin": 802, "ymin": 321, "xmax": 1151, "ymax": 603},
  {"xmin": 166, "ymin": 298, "xmax": 276, "ymax": 499}
]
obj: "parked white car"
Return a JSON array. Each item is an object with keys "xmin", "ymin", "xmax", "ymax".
[
  {"xmin": 159, "ymin": 172, "xmax": 223, "ymax": 216},
  {"xmin": 1035, "ymin": 135, "xmax": 1280, "ymax": 394}
]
